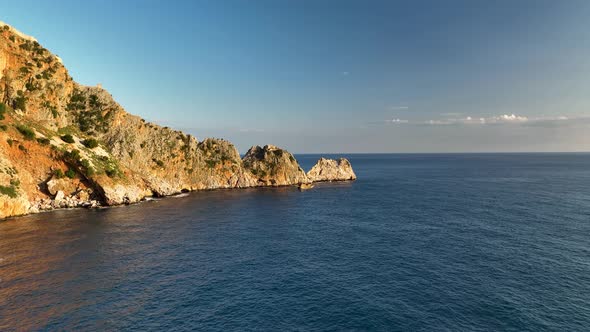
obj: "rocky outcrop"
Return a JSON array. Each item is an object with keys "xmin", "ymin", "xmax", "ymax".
[
  {"xmin": 0, "ymin": 195, "xmax": 30, "ymax": 219},
  {"xmin": 0, "ymin": 22, "xmax": 356, "ymax": 219},
  {"xmin": 46, "ymin": 177, "xmax": 79, "ymax": 196},
  {"xmin": 243, "ymin": 145, "xmax": 310, "ymax": 186},
  {"xmin": 307, "ymin": 158, "xmax": 357, "ymax": 182}
]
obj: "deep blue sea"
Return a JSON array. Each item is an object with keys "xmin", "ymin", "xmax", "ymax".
[{"xmin": 1, "ymin": 154, "xmax": 590, "ymax": 331}]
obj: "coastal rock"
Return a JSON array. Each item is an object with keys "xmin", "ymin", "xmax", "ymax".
[
  {"xmin": 242, "ymin": 145, "xmax": 310, "ymax": 186},
  {"xmin": 307, "ymin": 158, "xmax": 357, "ymax": 182},
  {"xmin": 98, "ymin": 183, "xmax": 151, "ymax": 205},
  {"xmin": 77, "ymin": 190, "xmax": 90, "ymax": 201},
  {"xmin": 0, "ymin": 195, "xmax": 30, "ymax": 219},
  {"xmin": 47, "ymin": 178, "xmax": 79, "ymax": 196},
  {"xmin": 54, "ymin": 190, "xmax": 65, "ymax": 202}
]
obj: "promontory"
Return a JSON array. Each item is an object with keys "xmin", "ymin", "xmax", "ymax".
[{"xmin": 0, "ymin": 22, "xmax": 356, "ymax": 219}]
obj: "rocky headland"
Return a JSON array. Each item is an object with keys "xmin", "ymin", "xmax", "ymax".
[{"xmin": 0, "ymin": 22, "xmax": 356, "ymax": 219}]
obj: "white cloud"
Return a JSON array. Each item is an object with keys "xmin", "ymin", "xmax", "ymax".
[
  {"xmin": 426, "ymin": 114, "xmax": 529, "ymax": 125},
  {"xmin": 390, "ymin": 106, "xmax": 409, "ymax": 110},
  {"xmin": 492, "ymin": 114, "xmax": 528, "ymax": 123},
  {"xmin": 379, "ymin": 114, "xmax": 580, "ymax": 128},
  {"xmin": 426, "ymin": 119, "xmax": 453, "ymax": 125},
  {"xmin": 386, "ymin": 118, "xmax": 409, "ymax": 124}
]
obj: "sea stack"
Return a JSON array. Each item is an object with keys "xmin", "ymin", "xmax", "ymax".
[{"xmin": 307, "ymin": 158, "xmax": 357, "ymax": 182}]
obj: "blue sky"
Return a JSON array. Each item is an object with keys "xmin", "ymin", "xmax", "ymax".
[{"xmin": 3, "ymin": 0, "xmax": 590, "ymax": 152}]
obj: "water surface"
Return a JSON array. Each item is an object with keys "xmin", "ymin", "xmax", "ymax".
[{"xmin": 1, "ymin": 154, "xmax": 590, "ymax": 331}]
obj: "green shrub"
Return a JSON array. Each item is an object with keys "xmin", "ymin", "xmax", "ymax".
[
  {"xmin": 18, "ymin": 144, "xmax": 26, "ymax": 151},
  {"xmin": 105, "ymin": 168, "xmax": 117, "ymax": 178},
  {"xmin": 15, "ymin": 124, "xmax": 35, "ymax": 140},
  {"xmin": 65, "ymin": 169, "xmax": 76, "ymax": 179},
  {"xmin": 13, "ymin": 96, "xmax": 26, "ymax": 111},
  {"xmin": 85, "ymin": 167, "xmax": 95, "ymax": 177},
  {"xmin": 0, "ymin": 102, "xmax": 6, "ymax": 120},
  {"xmin": 61, "ymin": 134, "xmax": 75, "ymax": 143},
  {"xmin": 63, "ymin": 149, "xmax": 80, "ymax": 161},
  {"xmin": 25, "ymin": 82, "xmax": 37, "ymax": 91},
  {"xmin": 0, "ymin": 184, "xmax": 18, "ymax": 198},
  {"xmin": 36, "ymin": 137, "xmax": 50, "ymax": 145},
  {"xmin": 79, "ymin": 159, "xmax": 95, "ymax": 177},
  {"xmin": 82, "ymin": 138, "xmax": 99, "ymax": 149},
  {"xmin": 0, "ymin": 124, "xmax": 7, "ymax": 131},
  {"xmin": 67, "ymin": 90, "xmax": 86, "ymax": 111},
  {"xmin": 152, "ymin": 159, "xmax": 165, "ymax": 168},
  {"xmin": 19, "ymin": 42, "xmax": 32, "ymax": 51},
  {"xmin": 53, "ymin": 169, "xmax": 64, "ymax": 179},
  {"xmin": 80, "ymin": 159, "xmax": 91, "ymax": 169}
]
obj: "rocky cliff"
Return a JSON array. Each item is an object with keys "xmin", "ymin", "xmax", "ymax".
[
  {"xmin": 243, "ymin": 145, "xmax": 310, "ymax": 186},
  {"xmin": 0, "ymin": 22, "xmax": 356, "ymax": 219},
  {"xmin": 307, "ymin": 158, "xmax": 357, "ymax": 182}
]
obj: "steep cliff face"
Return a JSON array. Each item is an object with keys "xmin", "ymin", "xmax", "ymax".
[{"xmin": 0, "ymin": 22, "xmax": 355, "ymax": 219}]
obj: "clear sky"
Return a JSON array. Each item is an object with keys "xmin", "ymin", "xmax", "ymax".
[{"xmin": 3, "ymin": 0, "xmax": 590, "ymax": 153}]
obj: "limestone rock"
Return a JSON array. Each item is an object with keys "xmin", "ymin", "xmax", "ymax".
[
  {"xmin": 76, "ymin": 190, "xmax": 89, "ymax": 201},
  {"xmin": 47, "ymin": 178, "xmax": 78, "ymax": 196},
  {"xmin": 307, "ymin": 158, "xmax": 357, "ymax": 182},
  {"xmin": 0, "ymin": 195, "xmax": 30, "ymax": 219},
  {"xmin": 98, "ymin": 183, "xmax": 150, "ymax": 205},
  {"xmin": 243, "ymin": 145, "xmax": 310, "ymax": 186},
  {"xmin": 54, "ymin": 190, "xmax": 65, "ymax": 202}
]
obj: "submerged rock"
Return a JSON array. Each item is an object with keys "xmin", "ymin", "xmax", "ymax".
[
  {"xmin": 307, "ymin": 158, "xmax": 357, "ymax": 182},
  {"xmin": 298, "ymin": 183, "xmax": 314, "ymax": 190}
]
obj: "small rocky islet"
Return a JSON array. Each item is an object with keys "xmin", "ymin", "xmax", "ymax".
[{"xmin": 0, "ymin": 22, "xmax": 355, "ymax": 219}]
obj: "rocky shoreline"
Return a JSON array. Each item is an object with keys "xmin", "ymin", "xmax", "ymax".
[{"xmin": 2, "ymin": 156, "xmax": 357, "ymax": 219}]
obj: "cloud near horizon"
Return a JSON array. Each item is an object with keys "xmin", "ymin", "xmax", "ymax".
[
  {"xmin": 428, "ymin": 114, "xmax": 530, "ymax": 125},
  {"xmin": 380, "ymin": 114, "xmax": 579, "ymax": 127}
]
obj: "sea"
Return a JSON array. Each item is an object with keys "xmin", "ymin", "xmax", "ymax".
[{"xmin": 1, "ymin": 153, "xmax": 589, "ymax": 331}]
